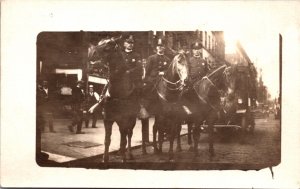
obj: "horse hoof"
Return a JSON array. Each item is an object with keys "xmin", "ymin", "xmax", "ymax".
[{"xmin": 103, "ymin": 156, "xmax": 109, "ymax": 163}]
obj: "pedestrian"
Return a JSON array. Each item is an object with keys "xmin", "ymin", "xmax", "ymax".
[
  {"xmin": 188, "ymin": 42, "xmax": 209, "ymax": 85},
  {"xmin": 37, "ymin": 80, "xmax": 55, "ymax": 133},
  {"xmin": 68, "ymin": 80, "xmax": 86, "ymax": 134},
  {"xmin": 85, "ymin": 84, "xmax": 100, "ymax": 128}
]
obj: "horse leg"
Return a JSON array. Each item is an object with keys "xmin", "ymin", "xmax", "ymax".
[
  {"xmin": 168, "ymin": 128, "xmax": 175, "ymax": 162},
  {"xmin": 207, "ymin": 124, "xmax": 215, "ymax": 159},
  {"xmin": 157, "ymin": 118, "xmax": 164, "ymax": 154},
  {"xmin": 207, "ymin": 113, "xmax": 216, "ymax": 159},
  {"xmin": 187, "ymin": 120, "xmax": 194, "ymax": 151},
  {"xmin": 192, "ymin": 123, "xmax": 201, "ymax": 157},
  {"xmin": 169, "ymin": 120, "xmax": 180, "ymax": 162},
  {"xmin": 141, "ymin": 118, "xmax": 149, "ymax": 155},
  {"xmin": 103, "ymin": 120, "xmax": 113, "ymax": 163},
  {"xmin": 126, "ymin": 117, "xmax": 136, "ymax": 160},
  {"xmin": 176, "ymin": 123, "xmax": 182, "ymax": 152},
  {"xmin": 117, "ymin": 120, "xmax": 127, "ymax": 162},
  {"xmin": 153, "ymin": 118, "xmax": 159, "ymax": 154}
]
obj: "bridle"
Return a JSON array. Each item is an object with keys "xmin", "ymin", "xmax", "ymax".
[
  {"xmin": 160, "ymin": 54, "xmax": 187, "ymax": 90},
  {"xmin": 156, "ymin": 54, "xmax": 188, "ymax": 102}
]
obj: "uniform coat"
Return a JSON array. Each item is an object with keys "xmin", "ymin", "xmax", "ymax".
[
  {"xmin": 145, "ymin": 54, "xmax": 171, "ymax": 85},
  {"xmin": 121, "ymin": 50, "xmax": 143, "ymax": 87},
  {"xmin": 188, "ymin": 56, "xmax": 208, "ymax": 83}
]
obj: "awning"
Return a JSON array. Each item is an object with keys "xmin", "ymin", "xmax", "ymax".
[
  {"xmin": 88, "ymin": 75, "xmax": 108, "ymax": 84},
  {"xmin": 54, "ymin": 69, "xmax": 82, "ymax": 81}
]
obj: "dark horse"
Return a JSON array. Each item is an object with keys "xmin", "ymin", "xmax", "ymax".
[
  {"xmin": 90, "ymin": 37, "xmax": 143, "ymax": 162},
  {"xmin": 149, "ymin": 53, "xmax": 189, "ymax": 161},
  {"xmin": 182, "ymin": 64, "xmax": 237, "ymax": 158}
]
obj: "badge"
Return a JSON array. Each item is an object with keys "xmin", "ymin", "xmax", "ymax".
[
  {"xmin": 202, "ymin": 63, "xmax": 205, "ymax": 66},
  {"xmin": 164, "ymin": 62, "xmax": 167, "ymax": 65},
  {"xmin": 132, "ymin": 59, "xmax": 136, "ymax": 62}
]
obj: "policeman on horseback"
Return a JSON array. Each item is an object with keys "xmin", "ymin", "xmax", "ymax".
[
  {"xmin": 121, "ymin": 35, "xmax": 143, "ymax": 87},
  {"xmin": 145, "ymin": 38, "xmax": 171, "ymax": 86},
  {"xmin": 141, "ymin": 38, "xmax": 171, "ymax": 116},
  {"xmin": 188, "ymin": 42, "xmax": 209, "ymax": 85}
]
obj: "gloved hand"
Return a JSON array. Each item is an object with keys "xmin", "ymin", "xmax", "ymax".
[{"xmin": 158, "ymin": 71, "xmax": 165, "ymax": 76}]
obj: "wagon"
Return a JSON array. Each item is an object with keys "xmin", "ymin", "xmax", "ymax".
[{"xmin": 211, "ymin": 63, "xmax": 256, "ymax": 135}]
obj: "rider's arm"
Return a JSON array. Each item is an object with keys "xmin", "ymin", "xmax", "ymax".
[{"xmin": 94, "ymin": 92, "xmax": 100, "ymax": 101}]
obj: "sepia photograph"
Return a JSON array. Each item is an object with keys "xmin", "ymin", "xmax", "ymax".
[
  {"xmin": 1, "ymin": 0, "xmax": 300, "ymax": 188},
  {"xmin": 36, "ymin": 31, "xmax": 281, "ymax": 170}
]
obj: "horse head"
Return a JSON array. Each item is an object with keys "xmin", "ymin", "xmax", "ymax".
[
  {"xmin": 88, "ymin": 35, "xmax": 123, "ymax": 62},
  {"xmin": 169, "ymin": 53, "xmax": 188, "ymax": 84},
  {"xmin": 157, "ymin": 53, "xmax": 188, "ymax": 103}
]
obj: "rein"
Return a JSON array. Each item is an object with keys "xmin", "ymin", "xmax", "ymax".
[
  {"xmin": 161, "ymin": 76, "xmax": 185, "ymax": 91},
  {"xmin": 202, "ymin": 64, "xmax": 227, "ymax": 90},
  {"xmin": 193, "ymin": 64, "xmax": 227, "ymax": 110}
]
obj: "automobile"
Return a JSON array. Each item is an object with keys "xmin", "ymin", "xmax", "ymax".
[{"xmin": 254, "ymin": 103, "xmax": 269, "ymax": 118}]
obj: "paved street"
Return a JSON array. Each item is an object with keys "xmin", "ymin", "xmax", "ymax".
[
  {"xmin": 41, "ymin": 117, "xmax": 188, "ymax": 163},
  {"xmin": 41, "ymin": 114, "xmax": 280, "ymax": 170}
]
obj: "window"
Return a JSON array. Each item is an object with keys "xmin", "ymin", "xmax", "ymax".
[
  {"xmin": 200, "ymin": 31, "xmax": 203, "ymax": 42},
  {"xmin": 208, "ymin": 35, "xmax": 211, "ymax": 50},
  {"xmin": 205, "ymin": 31, "xmax": 207, "ymax": 48}
]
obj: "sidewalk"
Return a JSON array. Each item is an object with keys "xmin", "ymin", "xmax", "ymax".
[{"xmin": 41, "ymin": 118, "xmax": 189, "ymax": 163}]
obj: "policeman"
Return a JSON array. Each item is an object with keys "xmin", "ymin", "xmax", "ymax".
[
  {"xmin": 121, "ymin": 35, "xmax": 150, "ymax": 144},
  {"xmin": 121, "ymin": 35, "xmax": 143, "ymax": 87},
  {"xmin": 145, "ymin": 38, "xmax": 171, "ymax": 86},
  {"xmin": 188, "ymin": 42, "xmax": 209, "ymax": 84}
]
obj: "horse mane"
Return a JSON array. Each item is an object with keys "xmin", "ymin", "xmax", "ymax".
[{"xmin": 170, "ymin": 53, "xmax": 188, "ymax": 78}]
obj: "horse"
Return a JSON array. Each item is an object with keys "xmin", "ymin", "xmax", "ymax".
[
  {"xmin": 90, "ymin": 36, "xmax": 143, "ymax": 162},
  {"xmin": 149, "ymin": 53, "xmax": 189, "ymax": 161},
  {"xmin": 181, "ymin": 63, "xmax": 237, "ymax": 158}
]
